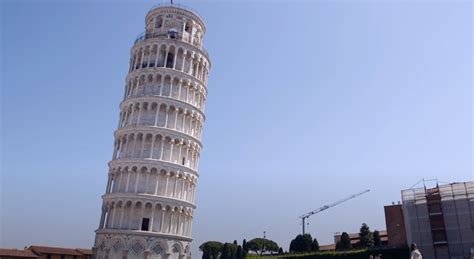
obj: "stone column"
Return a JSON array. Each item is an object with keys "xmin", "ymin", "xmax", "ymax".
[
  {"xmin": 122, "ymin": 249, "xmax": 128, "ymax": 259},
  {"xmin": 104, "ymin": 248, "xmax": 110, "ymax": 259}
]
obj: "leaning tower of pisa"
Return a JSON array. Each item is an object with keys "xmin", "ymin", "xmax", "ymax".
[{"xmin": 93, "ymin": 4, "xmax": 210, "ymax": 259}]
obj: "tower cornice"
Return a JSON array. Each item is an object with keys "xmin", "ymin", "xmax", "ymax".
[{"xmin": 146, "ymin": 4, "xmax": 206, "ymax": 34}]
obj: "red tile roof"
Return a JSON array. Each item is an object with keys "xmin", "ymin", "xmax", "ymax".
[
  {"xmin": 75, "ymin": 248, "xmax": 93, "ymax": 255},
  {"xmin": 28, "ymin": 246, "xmax": 83, "ymax": 256},
  {"xmin": 0, "ymin": 248, "xmax": 38, "ymax": 258}
]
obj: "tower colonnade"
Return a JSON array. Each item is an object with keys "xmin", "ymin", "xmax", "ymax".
[
  {"xmin": 111, "ymin": 131, "xmax": 202, "ymax": 171},
  {"xmin": 117, "ymin": 99, "xmax": 205, "ymax": 140},
  {"xmin": 99, "ymin": 198, "xmax": 194, "ymax": 238},
  {"xmin": 129, "ymin": 41, "xmax": 210, "ymax": 85},
  {"xmin": 104, "ymin": 165, "xmax": 198, "ymax": 202},
  {"xmin": 125, "ymin": 70, "xmax": 207, "ymax": 111},
  {"xmin": 94, "ymin": 4, "xmax": 210, "ymax": 259}
]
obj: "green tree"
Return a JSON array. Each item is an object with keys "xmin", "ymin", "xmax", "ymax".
[
  {"xmin": 245, "ymin": 238, "xmax": 279, "ymax": 255},
  {"xmin": 289, "ymin": 234, "xmax": 313, "ymax": 253},
  {"xmin": 228, "ymin": 243, "xmax": 239, "ymax": 259},
  {"xmin": 235, "ymin": 245, "xmax": 244, "ymax": 259},
  {"xmin": 373, "ymin": 230, "xmax": 381, "ymax": 247},
  {"xmin": 311, "ymin": 238, "xmax": 320, "ymax": 252},
  {"xmin": 359, "ymin": 223, "xmax": 374, "ymax": 247},
  {"xmin": 242, "ymin": 239, "xmax": 248, "ymax": 253},
  {"xmin": 289, "ymin": 239, "xmax": 295, "ymax": 253},
  {"xmin": 278, "ymin": 247, "xmax": 284, "ymax": 255},
  {"xmin": 201, "ymin": 246, "xmax": 211, "ymax": 259},
  {"xmin": 221, "ymin": 243, "xmax": 231, "ymax": 259},
  {"xmin": 199, "ymin": 241, "xmax": 223, "ymax": 259},
  {"xmin": 337, "ymin": 232, "xmax": 352, "ymax": 251}
]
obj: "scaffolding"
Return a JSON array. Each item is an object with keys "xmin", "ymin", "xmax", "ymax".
[{"xmin": 401, "ymin": 182, "xmax": 474, "ymax": 259}]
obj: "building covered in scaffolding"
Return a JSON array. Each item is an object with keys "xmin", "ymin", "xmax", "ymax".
[{"xmin": 401, "ymin": 182, "xmax": 474, "ymax": 259}]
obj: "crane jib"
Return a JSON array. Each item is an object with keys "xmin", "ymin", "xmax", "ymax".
[{"xmin": 299, "ymin": 189, "xmax": 370, "ymax": 235}]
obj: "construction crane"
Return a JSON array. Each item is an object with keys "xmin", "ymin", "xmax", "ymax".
[{"xmin": 299, "ymin": 189, "xmax": 370, "ymax": 235}]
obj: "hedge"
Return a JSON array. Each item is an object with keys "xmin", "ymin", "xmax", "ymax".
[{"xmin": 246, "ymin": 247, "xmax": 409, "ymax": 259}]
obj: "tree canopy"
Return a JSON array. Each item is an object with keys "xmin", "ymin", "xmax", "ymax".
[
  {"xmin": 311, "ymin": 238, "xmax": 320, "ymax": 252},
  {"xmin": 244, "ymin": 238, "xmax": 279, "ymax": 255},
  {"xmin": 199, "ymin": 241, "xmax": 224, "ymax": 259},
  {"xmin": 235, "ymin": 245, "xmax": 244, "ymax": 259},
  {"xmin": 278, "ymin": 247, "xmax": 284, "ymax": 255},
  {"xmin": 359, "ymin": 223, "xmax": 374, "ymax": 248},
  {"xmin": 373, "ymin": 230, "xmax": 381, "ymax": 247},
  {"xmin": 336, "ymin": 232, "xmax": 352, "ymax": 251},
  {"xmin": 201, "ymin": 241, "xmax": 244, "ymax": 259},
  {"xmin": 221, "ymin": 243, "xmax": 231, "ymax": 259},
  {"xmin": 289, "ymin": 234, "xmax": 315, "ymax": 253}
]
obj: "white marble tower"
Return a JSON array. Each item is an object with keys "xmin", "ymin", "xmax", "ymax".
[{"xmin": 94, "ymin": 4, "xmax": 210, "ymax": 259}]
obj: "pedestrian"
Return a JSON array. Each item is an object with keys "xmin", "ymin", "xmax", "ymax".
[{"xmin": 410, "ymin": 243, "xmax": 422, "ymax": 259}]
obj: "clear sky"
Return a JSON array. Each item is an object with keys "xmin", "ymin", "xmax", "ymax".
[{"xmin": 1, "ymin": 0, "xmax": 472, "ymax": 257}]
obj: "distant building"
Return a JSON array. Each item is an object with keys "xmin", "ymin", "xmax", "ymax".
[
  {"xmin": 318, "ymin": 244, "xmax": 336, "ymax": 252},
  {"xmin": 334, "ymin": 231, "xmax": 388, "ymax": 248},
  {"xmin": 318, "ymin": 231, "xmax": 388, "ymax": 252},
  {"xmin": 0, "ymin": 246, "xmax": 91, "ymax": 259},
  {"xmin": 384, "ymin": 204, "xmax": 407, "ymax": 246},
  {"xmin": 401, "ymin": 182, "xmax": 474, "ymax": 259},
  {"xmin": 0, "ymin": 249, "xmax": 38, "ymax": 259},
  {"xmin": 28, "ymin": 246, "xmax": 87, "ymax": 259},
  {"xmin": 73, "ymin": 250, "xmax": 91, "ymax": 259}
]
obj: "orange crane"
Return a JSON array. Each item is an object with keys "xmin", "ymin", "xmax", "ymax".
[{"xmin": 299, "ymin": 190, "xmax": 370, "ymax": 235}]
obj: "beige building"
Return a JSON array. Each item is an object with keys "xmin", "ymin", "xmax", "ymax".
[
  {"xmin": 334, "ymin": 231, "xmax": 388, "ymax": 248},
  {"xmin": 318, "ymin": 231, "xmax": 388, "ymax": 252}
]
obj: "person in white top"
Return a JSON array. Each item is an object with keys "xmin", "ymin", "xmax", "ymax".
[{"xmin": 410, "ymin": 243, "xmax": 423, "ymax": 259}]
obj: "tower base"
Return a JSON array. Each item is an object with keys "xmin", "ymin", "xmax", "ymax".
[{"xmin": 93, "ymin": 233, "xmax": 191, "ymax": 259}]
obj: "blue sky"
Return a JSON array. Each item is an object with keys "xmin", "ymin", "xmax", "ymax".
[{"xmin": 1, "ymin": 0, "xmax": 472, "ymax": 257}]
